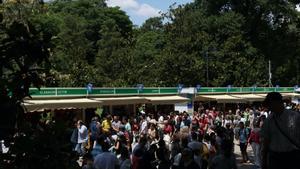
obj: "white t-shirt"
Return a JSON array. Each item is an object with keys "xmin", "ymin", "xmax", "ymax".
[
  {"xmin": 158, "ymin": 116, "xmax": 165, "ymax": 129},
  {"xmin": 224, "ymin": 120, "xmax": 232, "ymax": 127},
  {"xmin": 264, "ymin": 111, "xmax": 269, "ymax": 118},
  {"xmin": 240, "ymin": 118, "xmax": 246, "ymax": 124},
  {"xmin": 112, "ymin": 121, "xmax": 121, "ymax": 131},
  {"xmin": 78, "ymin": 125, "xmax": 88, "ymax": 143},
  {"xmin": 94, "ymin": 152, "xmax": 119, "ymax": 169},
  {"xmin": 140, "ymin": 121, "xmax": 148, "ymax": 134},
  {"xmin": 261, "ymin": 111, "xmax": 268, "ymax": 118}
]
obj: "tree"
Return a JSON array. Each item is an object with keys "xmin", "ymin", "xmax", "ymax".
[
  {"xmin": 156, "ymin": 0, "xmax": 300, "ymax": 86},
  {"xmin": 128, "ymin": 17, "xmax": 166, "ymax": 86},
  {"xmin": 45, "ymin": 0, "xmax": 133, "ymax": 87},
  {"xmin": 95, "ymin": 19, "xmax": 133, "ymax": 86},
  {"xmin": 197, "ymin": 0, "xmax": 300, "ymax": 86},
  {"xmin": 0, "ymin": 1, "xmax": 80, "ymax": 169},
  {"xmin": 140, "ymin": 16, "xmax": 164, "ymax": 32}
]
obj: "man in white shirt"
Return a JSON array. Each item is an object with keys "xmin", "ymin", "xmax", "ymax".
[
  {"xmin": 112, "ymin": 116, "xmax": 121, "ymax": 134},
  {"xmin": 139, "ymin": 116, "xmax": 148, "ymax": 135},
  {"xmin": 76, "ymin": 120, "xmax": 88, "ymax": 156},
  {"xmin": 158, "ymin": 114, "xmax": 165, "ymax": 130}
]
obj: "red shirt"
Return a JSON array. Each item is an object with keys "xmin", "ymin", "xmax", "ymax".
[
  {"xmin": 199, "ymin": 117, "xmax": 209, "ymax": 130},
  {"xmin": 132, "ymin": 123, "xmax": 139, "ymax": 132},
  {"xmin": 164, "ymin": 124, "xmax": 173, "ymax": 134}
]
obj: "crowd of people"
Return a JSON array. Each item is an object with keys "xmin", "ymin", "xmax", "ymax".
[{"xmin": 70, "ymin": 92, "xmax": 300, "ymax": 169}]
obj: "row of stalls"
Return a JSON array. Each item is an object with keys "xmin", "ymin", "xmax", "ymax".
[
  {"xmin": 22, "ymin": 92, "xmax": 300, "ymax": 125},
  {"xmin": 22, "ymin": 96, "xmax": 190, "ymax": 124},
  {"xmin": 196, "ymin": 93, "xmax": 300, "ymax": 102},
  {"xmin": 194, "ymin": 92, "xmax": 300, "ymax": 112}
]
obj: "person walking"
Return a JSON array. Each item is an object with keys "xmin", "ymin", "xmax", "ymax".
[
  {"xmin": 261, "ymin": 92, "xmax": 300, "ymax": 169},
  {"xmin": 76, "ymin": 120, "xmax": 88, "ymax": 156},
  {"xmin": 90, "ymin": 117, "xmax": 100, "ymax": 148},
  {"xmin": 247, "ymin": 121, "xmax": 261, "ymax": 169},
  {"xmin": 237, "ymin": 121, "xmax": 250, "ymax": 163},
  {"xmin": 139, "ymin": 116, "xmax": 148, "ymax": 135},
  {"xmin": 101, "ymin": 115, "xmax": 112, "ymax": 134}
]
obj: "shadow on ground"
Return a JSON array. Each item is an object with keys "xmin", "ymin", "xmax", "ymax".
[{"xmin": 234, "ymin": 143, "xmax": 257, "ymax": 169}]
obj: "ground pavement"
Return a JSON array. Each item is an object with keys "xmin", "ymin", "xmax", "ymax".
[{"xmin": 234, "ymin": 141, "xmax": 257, "ymax": 169}]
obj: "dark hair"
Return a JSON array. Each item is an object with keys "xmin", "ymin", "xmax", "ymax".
[
  {"xmin": 122, "ymin": 117, "xmax": 128, "ymax": 122},
  {"xmin": 204, "ymin": 134, "xmax": 210, "ymax": 141},
  {"xmin": 97, "ymin": 135, "xmax": 109, "ymax": 151},
  {"xmin": 216, "ymin": 127, "xmax": 225, "ymax": 137},
  {"xmin": 101, "ymin": 140, "xmax": 110, "ymax": 152},
  {"xmin": 158, "ymin": 140, "xmax": 165, "ymax": 148},
  {"xmin": 83, "ymin": 153, "xmax": 93, "ymax": 161},
  {"xmin": 182, "ymin": 148, "xmax": 193, "ymax": 158},
  {"xmin": 181, "ymin": 137, "xmax": 189, "ymax": 149},
  {"xmin": 263, "ymin": 92, "xmax": 283, "ymax": 107},
  {"xmin": 139, "ymin": 135, "xmax": 147, "ymax": 145},
  {"xmin": 149, "ymin": 144, "xmax": 158, "ymax": 152},
  {"xmin": 198, "ymin": 133, "xmax": 203, "ymax": 142},
  {"xmin": 120, "ymin": 147, "xmax": 129, "ymax": 158},
  {"xmin": 191, "ymin": 132, "xmax": 198, "ymax": 140},
  {"xmin": 78, "ymin": 120, "xmax": 84, "ymax": 125},
  {"xmin": 254, "ymin": 120, "xmax": 260, "ymax": 128}
]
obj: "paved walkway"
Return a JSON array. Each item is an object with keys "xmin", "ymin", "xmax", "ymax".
[{"xmin": 234, "ymin": 142, "xmax": 257, "ymax": 169}]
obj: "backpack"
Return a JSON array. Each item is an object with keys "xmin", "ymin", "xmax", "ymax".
[{"xmin": 239, "ymin": 128, "xmax": 250, "ymax": 139}]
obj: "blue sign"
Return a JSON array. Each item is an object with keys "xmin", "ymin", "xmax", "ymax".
[
  {"xmin": 252, "ymin": 84, "xmax": 257, "ymax": 92},
  {"xmin": 137, "ymin": 84, "xmax": 144, "ymax": 92},
  {"xmin": 275, "ymin": 85, "xmax": 279, "ymax": 91},
  {"xmin": 187, "ymin": 103, "xmax": 193, "ymax": 109},
  {"xmin": 86, "ymin": 83, "xmax": 93, "ymax": 93},
  {"xmin": 227, "ymin": 85, "xmax": 232, "ymax": 92},
  {"xmin": 178, "ymin": 84, "xmax": 184, "ymax": 92},
  {"xmin": 196, "ymin": 84, "xmax": 201, "ymax": 92}
]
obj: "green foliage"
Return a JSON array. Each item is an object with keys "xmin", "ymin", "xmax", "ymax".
[
  {"xmin": 0, "ymin": 0, "xmax": 51, "ymax": 100},
  {"xmin": 0, "ymin": 1, "xmax": 81, "ymax": 169},
  {"xmin": 1, "ymin": 0, "xmax": 300, "ymax": 168},
  {"xmin": 3, "ymin": 0, "xmax": 299, "ymax": 90},
  {"xmin": 43, "ymin": 0, "xmax": 134, "ymax": 87}
]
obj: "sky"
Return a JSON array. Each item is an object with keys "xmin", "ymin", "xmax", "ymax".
[{"xmin": 106, "ymin": 0, "xmax": 193, "ymax": 26}]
